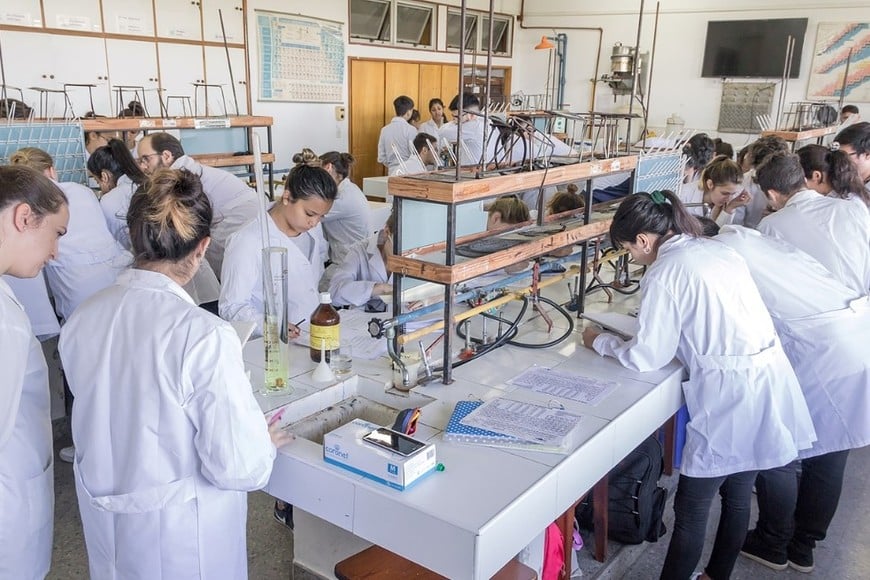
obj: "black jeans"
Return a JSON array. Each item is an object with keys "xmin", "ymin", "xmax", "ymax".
[
  {"xmin": 753, "ymin": 450, "xmax": 850, "ymax": 558},
  {"xmin": 660, "ymin": 470, "xmax": 758, "ymax": 580}
]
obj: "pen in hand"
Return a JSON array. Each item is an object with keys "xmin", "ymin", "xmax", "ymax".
[{"xmin": 267, "ymin": 407, "xmax": 287, "ymax": 427}]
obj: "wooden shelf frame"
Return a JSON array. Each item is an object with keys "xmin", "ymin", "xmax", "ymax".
[
  {"xmin": 761, "ymin": 125, "xmax": 838, "ymax": 149},
  {"xmin": 386, "ymin": 156, "xmax": 638, "ymax": 383}
]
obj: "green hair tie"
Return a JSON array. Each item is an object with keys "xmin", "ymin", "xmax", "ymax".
[{"xmin": 649, "ymin": 190, "xmax": 668, "ymax": 205}]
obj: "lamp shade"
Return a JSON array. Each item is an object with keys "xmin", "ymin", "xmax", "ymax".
[{"xmin": 535, "ymin": 35, "xmax": 555, "ymax": 50}]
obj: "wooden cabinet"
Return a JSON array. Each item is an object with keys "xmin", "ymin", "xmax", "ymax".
[
  {"xmin": 42, "ymin": 0, "xmax": 102, "ymax": 32},
  {"xmin": 204, "ymin": 46, "xmax": 248, "ymax": 115},
  {"xmin": 101, "ymin": 0, "xmax": 155, "ymax": 36},
  {"xmin": 201, "ymin": 0, "xmax": 244, "ymax": 44},
  {"xmin": 0, "ymin": 0, "xmax": 41, "ymax": 27},
  {"xmin": 384, "ymin": 62, "xmax": 420, "ymax": 121},
  {"xmin": 105, "ymin": 39, "xmax": 161, "ymax": 115},
  {"xmin": 157, "ymin": 42, "xmax": 205, "ymax": 115},
  {"xmin": 154, "ymin": 0, "xmax": 203, "ymax": 41}
]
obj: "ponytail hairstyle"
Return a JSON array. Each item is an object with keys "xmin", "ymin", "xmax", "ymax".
[
  {"xmin": 87, "ymin": 138, "xmax": 146, "ymax": 185},
  {"xmin": 547, "ymin": 184, "xmax": 584, "ymax": 215},
  {"xmin": 797, "ymin": 144, "xmax": 869, "ymax": 206},
  {"xmin": 127, "ymin": 168, "xmax": 212, "ymax": 267},
  {"xmin": 682, "ymin": 133, "xmax": 715, "ymax": 171},
  {"xmin": 284, "ymin": 149, "xmax": 338, "ymax": 203},
  {"xmin": 486, "ymin": 195, "xmax": 530, "ymax": 225},
  {"xmin": 319, "ymin": 151, "xmax": 356, "ymax": 181},
  {"xmin": 9, "ymin": 147, "xmax": 54, "ymax": 174},
  {"xmin": 609, "ymin": 190, "xmax": 702, "ymax": 249},
  {"xmin": 0, "ymin": 165, "xmax": 67, "ymax": 219},
  {"xmin": 700, "ymin": 155, "xmax": 742, "ymax": 192}
]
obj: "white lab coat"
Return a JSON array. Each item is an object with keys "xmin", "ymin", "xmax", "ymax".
[
  {"xmin": 419, "ymin": 118, "xmax": 444, "ymax": 137},
  {"xmin": 716, "ymin": 226, "xmax": 870, "ymax": 459},
  {"xmin": 677, "ymin": 180, "xmax": 705, "ymax": 217},
  {"xmin": 58, "ymin": 269, "xmax": 275, "ymax": 580},
  {"xmin": 171, "ymin": 155, "xmax": 260, "ymax": 277},
  {"xmin": 439, "ymin": 117, "xmax": 500, "ymax": 166},
  {"xmin": 378, "ymin": 117, "xmax": 418, "ymax": 170},
  {"xmin": 389, "ymin": 155, "xmax": 428, "ymax": 176},
  {"xmin": 219, "ymin": 211, "xmax": 325, "ymax": 337},
  {"xmin": 99, "ymin": 173, "xmax": 221, "ymax": 304},
  {"xmin": 740, "ymin": 172, "xmax": 769, "ymax": 229},
  {"xmin": 100, "ymin": 174, "xmax": 137, "ymax": 251},
  {"xmin": 2, "ymin": 273, "xmax": 60, "ymax": 339},
  {"xmin": 0, "ymin": 278, "xmax": 53, "ymax": 580},
  {"xmin": 321, "ymin": 179, "xmax": 369, "ymax": 265},
  {"xmin": 45, "ymin": 181, "xmax": 131, "ymax": 322},
  {"xmin": 592, "ymin": 235, "xmax": 815, "ymax": 477},
  {"xmin": 758, "ymin": 189, "xmax": 870, "ymax": 294},
  {"xmin": 329, "ymin": 235, "xmax": 388, "ymax": 307}
]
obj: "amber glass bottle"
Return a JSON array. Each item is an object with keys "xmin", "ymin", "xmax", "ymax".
[{"xmin": 309, "ymin": 292, "xmax": 340, "ymax": 362}]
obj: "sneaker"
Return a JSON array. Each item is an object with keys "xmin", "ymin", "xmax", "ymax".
[
  {"xmin": 59, "ymin": 446, "xmax": 75, "ymax": 463},
  {"xmin": 273, "ymin": 501, "xmax": 294, "ymax": 530},
  {"xmin": 787, "ymin": 545, "xmax": 814, "ymax": 573},
  {"xmin": 740, "ymin": 530, "xmax": 787, "ymax": 571}
]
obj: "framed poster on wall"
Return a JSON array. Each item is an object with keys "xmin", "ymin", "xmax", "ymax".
[
  {"xmin": 807, "ymin": 22, "xmax": 870, "ymax": 102},
  {"xmin": 256, "ymin": 10, "xmax": 345, "ymax": 103}
]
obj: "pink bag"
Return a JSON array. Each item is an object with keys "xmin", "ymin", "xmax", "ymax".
[{"xmin": 542, "ymin": 522, "xmax": 565, "ymax": 580}]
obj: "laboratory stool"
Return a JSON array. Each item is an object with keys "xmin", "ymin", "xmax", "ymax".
[{"xmin": 334, "ymin": 545, "xmax": 537, "ymax": 580}]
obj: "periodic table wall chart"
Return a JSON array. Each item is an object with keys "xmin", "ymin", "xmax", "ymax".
[{"xmin": 256, "ymin": 11, "xmax": 345, "ymax": 103}]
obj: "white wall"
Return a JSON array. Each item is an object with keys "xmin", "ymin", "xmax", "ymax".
[
  {"xmin": 245, "ymin": 0, "xmax": 521, "ymax": 170},
  {"xmin": 513, "ymin": 0, "xmax": 870, "ymax": 147}
]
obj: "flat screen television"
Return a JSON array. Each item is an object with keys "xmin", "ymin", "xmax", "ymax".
[{"xmin": 701, "ymin": 18, "xmax": 808, "ymax": 78}]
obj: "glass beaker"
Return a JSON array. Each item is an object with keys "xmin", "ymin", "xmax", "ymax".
[{"xmin": 263, "ymin": 247, "xmax": 291, "ymax": 394}]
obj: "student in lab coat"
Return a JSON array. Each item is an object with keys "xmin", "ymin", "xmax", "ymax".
[
  {"xmin": 389, "ymin": 132, "xmax": 439, "ymax": 176},
  {"xmin": 739, "ymin": 136, "xmax": 791, "ymax": 228},
  {"xmin": 677, "ymin": 133, "xmax": 715, "ymax": 216},
  {"xmin": 419, "ymin": 98, "xmax": 447, "ymax": 137},
  {"xmin": 581, "ymin": 191, "xmax": 815, "ymax": 580},
  {"xmin": 89, "ymin": 138, "xmax": 221, "ymax": 306},
  {"xmin": 0, "ymin": 165, "xmax": 69, "ymax": 580},
  {"xmin": 707, "ymin": 225, "xmax": 870, "ymax": 573},
  {"xmin": 797, "ymin": 143, "xmax": 870, "ymax": 209},
  {"xmin": 329, "ymin": 212, "xmax": 394, "ymax": 307},
  {"xmin": 87, "ymin": 138, "xmax": 146, "ymax": 249},
  {"xmin": 58, "ymin": 168, "xmax": 289, "ymax": 580},
  {"xmin": 834, "ymin": 121, "xmax": 870, "ymax": 191},
  {"xmin": 377, "ymin": 95, "xmax": 418, "ymax": 171},
  {"xmin": 698, "ymin": 155, "xmax": 752, "ymax": 227},
  {"xmin": 319, "ymin": 150, "xmax": 369, "ymax": 265},
  {"xmin": 755, "ymin": 151, "xmax": 870, "ymax": 294},
  {"xmin": 439, "ymin": 93, "xmax": 499, "ymax": 167},
  {"xmin": 220, "ymin": 151, "xmax": 337, "ymax": 337},
  {"xmin": 138, "ymin": 132, "xmax": 260, "ymax": 278},
  {"xmin": 10, "ymin": 147, "xmax": 130, "ymax": 322}
]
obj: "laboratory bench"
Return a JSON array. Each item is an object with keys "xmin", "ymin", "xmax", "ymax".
[{"xmin": 242, "ymin": 282, "xmax": 686, "ymax": 580}]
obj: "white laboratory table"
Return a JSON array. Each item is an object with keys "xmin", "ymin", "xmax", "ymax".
[{"xmin": 243, "ymin": 292, "xmax": 685, "ymax": 580}]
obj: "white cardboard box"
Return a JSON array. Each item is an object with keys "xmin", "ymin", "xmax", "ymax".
[{"xmin": 323, "ymin": 419, "xmax": 436, "ymax": 491}]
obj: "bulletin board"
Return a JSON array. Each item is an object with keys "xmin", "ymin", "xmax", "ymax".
[
  {"xmin": 255, "ymin": 10, "xmax": 345, "ymax": 103},
  {"xmin": 807, "ymin": 22, "xmax": 870, "ymax": 102}
]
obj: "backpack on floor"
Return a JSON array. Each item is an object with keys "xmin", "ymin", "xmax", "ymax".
[{"xmin": 576, "ymin": 435, "xmax": 668, "ymax": 544}]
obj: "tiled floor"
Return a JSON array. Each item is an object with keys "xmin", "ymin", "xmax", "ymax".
[{"xmin": 49, "ymin": 416, "xmax": 870, "ymax": 579}]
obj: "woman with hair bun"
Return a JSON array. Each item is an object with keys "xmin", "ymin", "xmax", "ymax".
[
  {"xmin": 319, "ymin": 150, "xmax": 369, "ymax": 265},
  {"xmin": 797, "ymin": 143, "xmax": 870, "ymax": 209},
  {"xmin": 59, "ymin": 168, "xmax": 289, "ymax": 579},
  {"xmin": 220, "ymin": 149, "xmax": 338, "ymax": 337},
  {"xmin": 581, "ymin": 191, "xmax": 815, "ymax": 580},
  {"xmin": 0, "ymin": 165, "xmax": 68, "ymax": 579}
]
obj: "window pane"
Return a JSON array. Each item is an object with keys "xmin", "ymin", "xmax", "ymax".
[
  {"xmin": 396, "ymin": 3, "xmax": 432, "ymax": 46},
  {"xmin": 480, "ymin": 16, "xmax": 510, "ymax": 54},
  {"xmin": 446, "ymin": 11, "xmax": 477, "ymax": 50},
  {"xmin": 350, "ymin": 0, "xmax": 391, "ymax": 41}
]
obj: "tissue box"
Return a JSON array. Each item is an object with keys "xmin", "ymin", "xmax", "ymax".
[{"xmin": 323, "ymin": 419, "xmax": 436, "ymax": 491}]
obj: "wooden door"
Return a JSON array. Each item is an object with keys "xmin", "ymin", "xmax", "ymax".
[
  {"xmin": 350, "ymin": 59, "xmax": 386, "ymax": 187},
  {"xmin": 440, "ymin": 65, "xmax": 460, "ymax": 109},
  {"xmin": 418, "ymin": 64, "xmax": 441, "ymax": 123},
  {"xmin": 384, "ymin": 62, "xmax": 420, "ymax": 122}
]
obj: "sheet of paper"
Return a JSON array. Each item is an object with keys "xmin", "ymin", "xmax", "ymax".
[
  {"xmin": 510, "ymin": 366, "xmax": 619, "ymax": 406},
  {"xmin": 459, "ymin": 397, "xmax": 582, "ymax": 445}
]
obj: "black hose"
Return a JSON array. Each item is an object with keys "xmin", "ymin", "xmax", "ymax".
[{"xmin": 457, "ymin": 295, "xmax": 574, "ymax": 350}]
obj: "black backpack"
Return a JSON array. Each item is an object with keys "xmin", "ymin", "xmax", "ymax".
[{"xmin": 576, "ymin": 436, "xmax": 668, "ymax": 544}]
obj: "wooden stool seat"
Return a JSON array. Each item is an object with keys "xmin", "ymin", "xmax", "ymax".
[{"xmin": 334, "ymin": 545, "xmax": 537, "ymax": 580}]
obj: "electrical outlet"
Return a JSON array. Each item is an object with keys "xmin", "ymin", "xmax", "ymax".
[{"xmin": 335, "ymin": 106, "xmax": 346, "ymax": 121}]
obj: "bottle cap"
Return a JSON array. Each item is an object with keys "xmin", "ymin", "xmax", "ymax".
[{"xmin": 319, "ymin": 292, "xmax": 331, "ymax": 304}]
